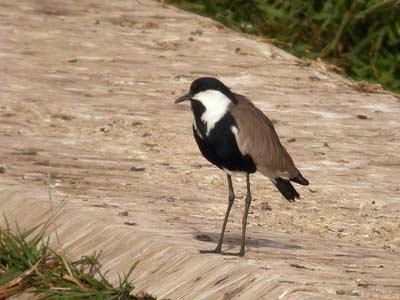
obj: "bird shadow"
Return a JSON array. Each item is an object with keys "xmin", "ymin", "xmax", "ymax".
[{"xmin": 194, "ymin": 232, "xmax": 301, "ymax": 250}]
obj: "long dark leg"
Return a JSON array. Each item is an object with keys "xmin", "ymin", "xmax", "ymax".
[
  {"xmin": 215, "ymin": 175, "xmax": 235, "ymax": 250},
  {"xmin": 239, "ymin": 173, "xmax": 252, "ymax": 257},
  {"xmin": 200, "ymin": 174, "xmax": 235, "ymax": 254}
]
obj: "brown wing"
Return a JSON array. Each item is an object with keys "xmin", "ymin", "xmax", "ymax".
[{"xmin": 230, "ymin": 93, "xmax": 299, "ymax": 179}]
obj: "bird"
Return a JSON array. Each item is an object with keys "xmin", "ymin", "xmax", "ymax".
[{"xmin": 175, "ymin": 77, "xmax": 309, "ymax": 256}]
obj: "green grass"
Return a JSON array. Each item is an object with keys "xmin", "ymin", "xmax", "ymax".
[
  {"xmin": 168, "ymin": 0, "xmax": 400, "ymax": 93},
  {"xmin": 0, "ymin": 217, "xmax": 156, "ymax": 300}
]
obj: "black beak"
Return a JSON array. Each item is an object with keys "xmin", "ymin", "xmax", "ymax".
[{"xmin": 175, "ymin": 92, "xmax": 192, "ymax": 104}]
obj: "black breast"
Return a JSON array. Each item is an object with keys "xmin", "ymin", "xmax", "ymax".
[{"xmin": 191, "ymin": 101, "xmax": 256, "ymax": 173}]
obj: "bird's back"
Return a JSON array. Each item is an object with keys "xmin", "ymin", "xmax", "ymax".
[{"xmin": 230, "ymin": 93, "xmax": 299, "ymax": 180}]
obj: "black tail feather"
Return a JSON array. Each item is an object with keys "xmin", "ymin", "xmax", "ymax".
[
  {"xmin": 290, "ymin": 171, "xmax": 309, "ymax": 186},
  {"xmin": 274, "ymin": 177, "xmax": 299, "ymax": 202}
]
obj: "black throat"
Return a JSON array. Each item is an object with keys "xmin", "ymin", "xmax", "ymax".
[
  {"xmin": 190, "ymin": 99, "xmax": 256, "ymax": 174},
  {"xmin": 190, "ymin": 100, "xmax": 207, "ymax": 135}
]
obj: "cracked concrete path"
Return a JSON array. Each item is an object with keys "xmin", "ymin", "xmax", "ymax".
[{"xmin": 1, "ymin": 0, "xmax": 400, "ymax": 299}]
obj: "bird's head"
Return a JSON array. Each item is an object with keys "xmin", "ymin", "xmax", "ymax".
[{"xmin": 175, "ymin": 77, "xmax": 236, "ymax": 105}]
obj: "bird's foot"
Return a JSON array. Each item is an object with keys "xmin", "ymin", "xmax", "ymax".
[
  {"xmin": 199, "ymin": 247, "xmax": 222, "ymax": 254},
  {"xmin": 199, "ymin": 248, "xmax": 246, "ymax": 257}
]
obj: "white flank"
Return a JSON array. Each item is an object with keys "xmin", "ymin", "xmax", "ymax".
[
  {"xmin": 230, "ymin": 125, "xmax": 240, "ymax": 151},
  {"xmin": 223, "ymin": 168, "xmax": 244, "ymax": 175},
  {"xmin": 230, "ymin": 125, "xmax": 238, "ymax": 136},
  {"xmin": 222, "ymin": 168, "xmax": 234, "ymax": 175},
  {"xmin": 193, "ymin": 90, "xmax": 231, "ymax": 136}
]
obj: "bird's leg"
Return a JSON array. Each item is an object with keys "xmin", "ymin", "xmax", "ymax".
[
  {"xmin": 215, "ymin": 175, "xmax": 235, "ymax": 250},
  {"xmin": 239, "ymin": 173, "xmax": 252, "ymax": 257},
  {"xmin": 200, "ymin": 174, "xmax": 235, "ymax": 254}
]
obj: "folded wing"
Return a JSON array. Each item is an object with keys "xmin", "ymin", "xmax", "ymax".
[{"xmin": 230, "ymin": 93, "xmax": 299, "ymax": 180}]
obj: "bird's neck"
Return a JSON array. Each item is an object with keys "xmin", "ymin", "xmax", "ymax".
[
  {"xmin": 191, "ymin": 95, "xmax": 232, "ymax": 136},
  {"xmin": 191, "ymin": 100, "xmax": 207, "ymax": 136}
]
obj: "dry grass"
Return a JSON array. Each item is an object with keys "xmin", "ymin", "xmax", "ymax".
[{"xmin": 0, "ymin": 197, "xmax": 156, "ymax": 300}]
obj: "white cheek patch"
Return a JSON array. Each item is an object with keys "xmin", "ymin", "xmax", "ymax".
[{"xmin": 193, "ymin": 90, "xmax": 231, "ymax": 136}]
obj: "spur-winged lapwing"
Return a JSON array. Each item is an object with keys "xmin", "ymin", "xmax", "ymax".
[{"xmin": 175, "ymin": 77, "xmax": 309, "ymax": 256}]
